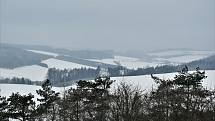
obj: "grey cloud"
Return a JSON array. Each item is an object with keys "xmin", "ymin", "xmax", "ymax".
[{"xmin": 1, "ymin": 0, "xmax": 214, "ymax": 51}]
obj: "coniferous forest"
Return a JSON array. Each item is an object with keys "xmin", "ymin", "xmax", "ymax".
[{"xmin": 0, "ymin": 67, "xmax": 214, "ymax": 121}]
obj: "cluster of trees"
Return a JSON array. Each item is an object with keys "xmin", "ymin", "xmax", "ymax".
[
  {"xmin": 47, "ymin": 68, "xmax": 99, "ymax": 86},
  {"xmin": 126, "ymin": 65, "xmax": 179, "ymax": 76},
  {"xmin": 47, "ymin": 66, "xmax": 129, "ymax": 86},
  {"xmin": 0, "ymin": 67, "xmax": 214, "ymax": 121},
  {"xmin": 0, "ymin": 77, "xmax": 42, "ymax": 85},
  {"xmin": 47, "ymin": 65, "xmax": 181, "ymax": 86}
]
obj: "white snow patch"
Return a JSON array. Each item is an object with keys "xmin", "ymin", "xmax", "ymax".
[
  {"xmin": 88, "ymin": 59, "xmax": 118, "ymax": 65},
  {"xmin": 27, "ymin": 49, "xmax": 59, "ymax": 57},
  {"xmin": 0, "ymin": 71, "xmax": 214, "ymax": 103},
  {"xmin": 0, "ymin": 84, "xmax": 74, "ymax": 104},
  {"xmin": 111, "ymin": 70, "xmax": 215, "ymax": 91},
  {"xmin": 42, "ymin": 58, "xmax": 96, "ymax": 70},
  {"xmin": 114, "ymin": 56, "xmax": 139, "ymax": 62},
  {"xmin": 149, "ymin": 50, "xmax": 215, "ymax": 57},
  {"xmin": 163, "ymin": 55, "xmax": 210, "ymax": 64},
  {"xmin": 0, "ymin": 65, "xmax": 48, "ymax": 81},
  {"xmin": 88, "ymin": 56, "xmax": 159, "ymax": 69},
  {"xmin": 149, "ymin": 50, "xmax": 215, "ymax": 64}
]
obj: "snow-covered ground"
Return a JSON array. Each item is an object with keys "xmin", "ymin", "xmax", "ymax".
[
  {"xmin": 158, "ymin": 55, "xmax": 210, "ymax": 64},
  {"xmin": 149, "ymin": 50, "xmax": 215, "ymax": 58},
  {"xmin": 88, "ymin": 56, "xmax": 159, "ymax": 69},
  {"xmin": 0, "ymin": 58, "xmax": 97, "ymax": 81},
  {"xmin": 149, "ymin": 50, "xmax": 215, "ymax": 64},
  {"xmin": 88, "ymin": 50, "xmax": 215, "ymax": 69},
  {"xmin": 26, "ymin": 49, "xmax": 59, "ymax": 57},
  {"xmin": 155, "ymin": 55, "xmax": 211, "ymax": 65},
  {"xmin": 111, "ymin": 70, "xmax": 215, "ymax": 91},
  {"xmin": 0, "ymin": 84, "xmax": 73, "ymax": 103},
  {"xmin": 42, "ymin": 58, "xmax": 96, "ymax": 70},
  {"xmin": 1, "ymin": 70, "xmax": 213, "ymax": 102},
  {"xmin": 88, "ymin": 58, "xmax": 118, "ymax": 65},
  {"xmin": 0, "ymin": 65, "xmax": 48, "ymax": 81}
]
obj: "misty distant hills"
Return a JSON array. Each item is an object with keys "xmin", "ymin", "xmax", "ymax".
[
  {"xmin": 0, "ymin": 43, "xmax": 116, "ymax": 69},
  {"xmin": 0, "ymin": 43, "xmax": 214, "ymax": 85},
  {"xmin": 185, "ymin": 55, "xmax": 215, "ymax": 70},
  {"xmin": 0, "ymin": 43, "xmax": 214, "ymax": 70},
  {"xmin": 5, "ymin": 43, "xmax": 114, "ymax": 59},
  {"xmin": 0, "ymin": 44, "xmax": 51, "ymax": 69}
]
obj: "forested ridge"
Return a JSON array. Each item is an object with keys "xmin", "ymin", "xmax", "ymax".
[{"xmin": 0, "ymin": 67, "xmax": 214, "ymax": 121}]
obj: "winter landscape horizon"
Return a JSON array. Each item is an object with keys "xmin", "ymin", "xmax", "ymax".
[{"xmin": 0, "ymin": 0, "xmax": 215, "ymax": 121}]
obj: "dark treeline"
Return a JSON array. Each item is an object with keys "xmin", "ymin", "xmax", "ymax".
[
  {"xmin": 46, "ymin": 65, "xmax": 190, "ymax": 86},
  {"xmin": 47, "ymin": 67, "xmax": 99, "ymax": 86},
  {"xmin": 0, "ymin": 67, "xmax": 215, "ymax": 121},
  {"xmin": 47, "ymin": 66, "xmax": 129, "ymax": 86},
  {"xmin": 0, "ymin": 77, "xmax": 42, "ymax": 85}
]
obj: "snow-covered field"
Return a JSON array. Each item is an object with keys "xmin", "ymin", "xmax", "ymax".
[
  {"xmin": 26, "ymin": 49, "xmax": 59, "ymax": 57},
  {"xmin": 0, "ymin": 84, "xmax": 73, "ymax": 103},
  {"xmin": 0, "ymin": 65, "xmax": 48, "ymax": 81},
  {"xmin": 155, "ymin": 55, "xmax": 211, "ymax": 64},
  {"xmin": 112, "ymin": 70, "xmax": 215, "ymax": 91},
  {"xmin": 1, "ymin": 70, "xmax": 214, "ymax": 102},
  {"xmin": 149, "ymin": 50, "xmax": 215, "ymax": 64},
  {"xmin": 42, "ymin": 58, "xmax": 96, "ymax": 70},
  {"xmin": 149, "ymin": 50, "xmax": 215, "ymax": 57},
  {"xmin": 88, "ymin": 56, "xmax": 159, "ymax": 69},
  {"xmin": 0, "ymin": 58, "xmax": 96, "ymax": 81},
  {"xmin": 88, "ymin": 50, "xmax": 215, "ymax": 69}
]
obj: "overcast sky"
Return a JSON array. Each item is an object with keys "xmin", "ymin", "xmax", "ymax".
[{"xmin": 1, "ymin": 0, "xmax": 214, "ymax": 51}]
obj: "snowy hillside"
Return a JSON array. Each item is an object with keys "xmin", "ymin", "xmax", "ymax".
[
  {"xmin": 0, "ymin": 65, "xmax": 48, "ymax": 81},
  {"xmin": 1, "ymin": 70, "xmax": 213, "ymax": 102},
  {"xmin": 42, "ymin": 58, "xmax": 96, "ymax": 70},
  {"xmin": 111, "ymin": 70, "xmax": 215, "ymax": 91},
  {"xmin": 88, "ymin": 56, "xmax": 160, "ymax": 69},
  {"xmin": 88, "ymin": 50, "xmax": 214, "ymax": 69},
  {"xmin": 150, "ymin": 50, "xmax": 215, "ymax": 64},
  {"xmin": 0, "ymin": 84, "xmax": 73, "ymax": 103},
  {"xmin": 149, "ymin": 50, "xmax": 215, "ymax": 57},
  {"xmin": 0, "ymin": 58, "xmax": 97, "ymax": 81},
  {"xmin": 0, "ymin": 45, "xmax": 214, "ymax": 82},
  {"xmin": 26, "ymin": 49, "xmax": 59, "ymax": 57}
]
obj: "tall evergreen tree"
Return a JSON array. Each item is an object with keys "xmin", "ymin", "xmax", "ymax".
[
  {"xmin": 36, "ymin": 79, "xmax": 60, "ymax": 121},
  {"xmin": 0, "ymin": 96, "xmax": 8, "ymax": 121},
  {"xmin": 76, "ymin": 76, "xmax": 114, "ymax": 121},
  {"xmin": 150, "ymin": 66, "xmax": 215, "ymax": 121},
  {"xmin": 7, "ymin": 93, "xmax": 35, "ymax": 121}
]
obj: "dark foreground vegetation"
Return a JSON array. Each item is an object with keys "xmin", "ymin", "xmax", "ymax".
[{"xmin": 0, "ymin": 67, "xmax": 215, "ymax": 121}]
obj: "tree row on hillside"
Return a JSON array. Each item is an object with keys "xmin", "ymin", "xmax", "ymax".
[
  {"xmin": 47, "ymin": 65, "xmax": 181, "ymax": 86},
  {"xmin": 47, "ymin": 68, "xmax": 99, "ymax": 86},
  {"xmin": 0, "ymin": 77, "xmax": 42, "ymax": 85}
]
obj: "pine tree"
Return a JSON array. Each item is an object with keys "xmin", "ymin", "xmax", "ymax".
[
  {"xmin": 150, "ymin": 66, "xmax": 215, "ymax": 121},
  {"xmin": 36, "ymin": 79, "xmax": 60, "ymax": 121},
  {"xmin": 58, "ymin": 88, "xmax": 84, "ymax": 121},
  {"xmin": 0, "ymin": 96, "xmax": 8, "ymax": 120},
  {"xmin": 7, "ymin": 93, "xmax": 36, "ymax": 121},
  {"xmin": 76, "ymin": 76, "xmax": 114, "ymax": 121}
]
